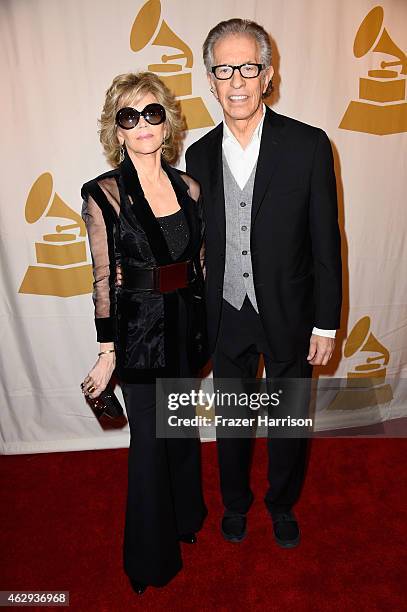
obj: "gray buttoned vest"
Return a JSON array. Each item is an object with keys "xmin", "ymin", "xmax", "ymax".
[{"xmin": 222, "ymin": 154, "xmax": 259, "ymax": 312}]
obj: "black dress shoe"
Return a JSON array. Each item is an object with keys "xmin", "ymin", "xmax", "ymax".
[
  {"xmin": 179, "ymin": 532, "xmax": 197, "ymax": 544},
  {"xmin": 221, "ymin": 512, "xmax": 247, "ymax": 542},
  {"xmin": 129, "ymin": 578, "xmax": 147, "ymax": 595},
  {"xmin": 271, "ymin": 510, "xmax": 300, "ymax": 548}
]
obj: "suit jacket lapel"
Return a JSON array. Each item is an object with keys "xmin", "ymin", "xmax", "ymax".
[
  {"xmin": 252, "ymin": 107, "xmax": 285, "ymax": 223},
  {"xmin": 119, "ymin": 147, "xmax": 173, "ymax": 265},
  {"xmin": 207, "ymin": 124, "xmax": 226, "ymax": 242}
]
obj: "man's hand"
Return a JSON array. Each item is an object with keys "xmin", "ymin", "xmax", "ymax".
[{"xmin": 307, "ymin": 334, "xmax": 335, "ymax": 366}]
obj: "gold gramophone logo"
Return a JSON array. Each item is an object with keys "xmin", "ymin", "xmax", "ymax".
[
  {"xmin": 130, "ymin": 0, "xmax": 214, "ymax": 130},
  {"xmin": 19, "ymin": 173, "xmax": 93, "ymax": 297},
  {"xmin": 340, "ymin": 5, "xmax": 407, "ymax": 135},
  {"xmin": 328, "ymin": 316, "xmax": 393, "ymax": 411}
]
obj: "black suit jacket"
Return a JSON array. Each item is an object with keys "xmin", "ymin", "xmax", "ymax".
[{"xmin": 185, "ymin": 106, "xmax": 342, "ymax": 361}]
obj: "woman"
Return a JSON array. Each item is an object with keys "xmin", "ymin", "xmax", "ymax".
[{"xmin": 80, "ymin": 72, "xmax": 207, "ymax": 594}]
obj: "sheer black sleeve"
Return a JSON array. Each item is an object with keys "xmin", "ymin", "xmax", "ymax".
[{"xmin": 81, "ymin": 192, "xmax": 118, "ymax": 342}]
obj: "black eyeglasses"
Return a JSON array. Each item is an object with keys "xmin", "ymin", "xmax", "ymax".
[
  {"xmin": 211, "ymin": 63, "xmax": 264, "ymax": 80},
  {"xmin": 115, "ymin": 103, "xmax": 166, "ymax": 130}
]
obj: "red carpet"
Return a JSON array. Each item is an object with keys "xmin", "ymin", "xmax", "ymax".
[{"xmin": 1, "ymin": 439, "xmax": 406, "ymax": 611}]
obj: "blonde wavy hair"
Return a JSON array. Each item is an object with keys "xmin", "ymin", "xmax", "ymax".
[{"xmin": 99, "ymin": 72, "xmax": 184, "ymax": 167}]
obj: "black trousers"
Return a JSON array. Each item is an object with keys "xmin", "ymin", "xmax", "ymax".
[
  {"xmin": 121, "ymin": 295, "xmax": 207, "ymax": 587},
  {"xmin": 212, "ymin": 297, "xmax": 312, "ymax": 516}
]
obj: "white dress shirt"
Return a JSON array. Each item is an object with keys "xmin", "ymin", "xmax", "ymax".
[
  {"xmin": 221, "ymin": 104, "xmax": 336, "ymax": 339},
  {"xmin": 223, "ymin": 105, "xmax": 266, "ymax": 190}
]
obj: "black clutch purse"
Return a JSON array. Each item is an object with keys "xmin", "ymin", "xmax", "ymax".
[{"xmin": 85, "ymin": 384, "xmax": 127, "ymax": 427}]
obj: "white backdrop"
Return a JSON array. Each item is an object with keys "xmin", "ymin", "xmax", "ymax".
[{"xmin": 1, "ymin": 0, "xmax": 406, "ymax": 453}]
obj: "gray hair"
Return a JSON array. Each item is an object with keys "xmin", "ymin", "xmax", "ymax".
[
  {"xmin": 203, "ymin": 19, "xmax": 273, "ymax": 96},
  {"xmin": 203, "ymin": 18, "xmax": 272, "ymax": 71}
]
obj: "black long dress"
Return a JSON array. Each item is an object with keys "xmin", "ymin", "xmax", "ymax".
[
  {"xmin": 81, "ymin": 152, "xmax": 207, "ymax": 587},
  {"xmin": 121, "ymin": 209, "xmax": 206, "ymax": 587}
]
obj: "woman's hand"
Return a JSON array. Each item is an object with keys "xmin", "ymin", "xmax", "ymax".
[{"xmin": 81, "ymin": 351, "xmax": 116, "ymax": 399}]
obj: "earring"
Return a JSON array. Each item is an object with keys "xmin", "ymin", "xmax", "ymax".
[
  {"xmin": 210, "ymin": 87, "xmax": 214, "ymax": 93},
  {"xmin": 161, "ymin": 136, "xmax": 168, "ymax": 155},
  {"xmin": 119, "ymin": 144, "xmax": 125, "ymax": 163}
]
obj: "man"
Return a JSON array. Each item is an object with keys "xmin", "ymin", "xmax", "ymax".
[{"xmin": 185, "ymin": 19, "xmax": 342, "ymax": 547}]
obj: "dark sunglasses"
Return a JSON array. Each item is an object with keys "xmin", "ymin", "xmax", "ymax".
[{"xmin": 115, "ymin": 103, "xmax": 166, "ymax": 130}]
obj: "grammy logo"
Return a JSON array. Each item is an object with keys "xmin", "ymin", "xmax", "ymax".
[
  {"xmin": 328, "ymin": 316, "xmax": 393, "ymax": 411},
  {"xmin": 340, "ymin": 5, "xmax": 407, "ymax": 135},
  {"xmin": 19, "ymin": 173, "xmax": 93, "ymax": 297},
  {"xmin": 130, "ymin": 0, "xmax": 214, "ymax": 130}
]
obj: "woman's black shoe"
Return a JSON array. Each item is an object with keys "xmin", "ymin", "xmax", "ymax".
[
  {"xmin": 179, "ymin": 532, "xmax": 197, "ymax": 544},
  {"xmin": 129, "ymin": 578, "xmax": 147, "ymax": 595}
]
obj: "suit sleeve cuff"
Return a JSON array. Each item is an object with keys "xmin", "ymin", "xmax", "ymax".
[
  {"xmin": 312, "ymin": 327, "xmax": 336, "ymax": 338},
  {"xmin": 95, "ymin": 317, "xmax": 117, "ymax": 342}
]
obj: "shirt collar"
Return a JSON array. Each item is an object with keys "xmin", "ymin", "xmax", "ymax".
[{"xmin": 222, "ymin": 103, "xmax": 266, "ymax": 148}]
